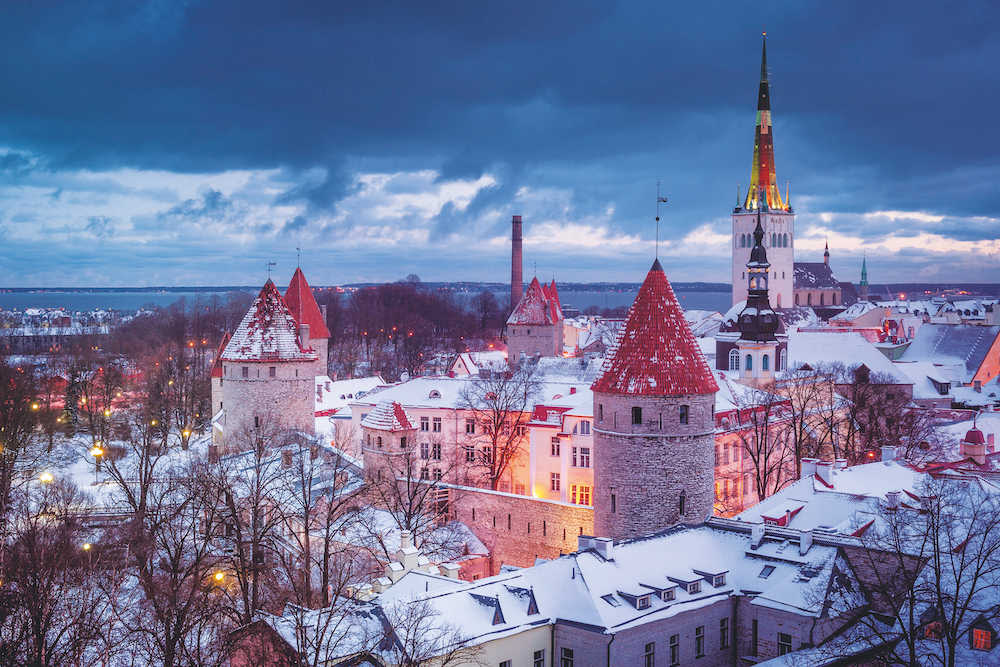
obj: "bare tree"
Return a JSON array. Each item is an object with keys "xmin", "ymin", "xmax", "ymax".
[
  {"xmin": 0, "ymin": 480, "xmax": 119, "ymax": 667},
  {"xmin": 826, "ymin": 477, "xmax": 1000, "ymax": 667},
  {"xmin": 733, "ymin": 382, "xmax": 796, "ymax": 501},
  {"xmin": 0, "ymin": 359, "xmax": 40, "ymax": 518},
  {"xmin": 378, "ymin": 598, "xmax": 484, "ymax": 666},
  {"xmin": 458, "ymin": 365, "xmax": 538, "ymax": 490}
]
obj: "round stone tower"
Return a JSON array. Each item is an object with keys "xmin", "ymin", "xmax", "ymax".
[{"xmin": 591, "ymin": 259, "xmax": 719, "ymax": 540}]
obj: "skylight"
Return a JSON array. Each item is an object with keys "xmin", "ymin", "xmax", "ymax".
[
  {"xmin": 601, "ymin": 594, "xmax": 622, "ymax": 607},
  {"xmin": 759, "ymin": 565, "xmax": 775, "ymax": 579}
]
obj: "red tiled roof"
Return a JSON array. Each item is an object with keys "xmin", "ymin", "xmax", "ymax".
[
  {"xmin": 210, "ymin": 331, "xmax": 231, "ymax": 378},
  {"xmin": 221, "ymin": 280, "xmax": 317, "ymax": 362},
  {"xmin": 591, "ymin": 259, "xmax": 718, "ymax": 396},
  {"xmin": 507, "ymin": 277, "xmax": 562, "ymax": 326},
  {"xmin": 284, "ymin": 267, "xmax": 331, "ymax": 340},
  {"xmin": 963, "ymin": 427, "xmax": 986, "ymax": 445}
]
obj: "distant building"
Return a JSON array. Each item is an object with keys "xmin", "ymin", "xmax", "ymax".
[
  {"xmin": 793, "ymin": 241, "xmax": 843, "ymax": 311},
  {"xmin": 505, "ymin": 277, "xmax": 564, "ymax": 360}
]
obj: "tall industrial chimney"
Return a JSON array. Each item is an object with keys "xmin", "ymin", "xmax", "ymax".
[{"xmin": 511, "ymin": 215, "xmax": 523, "ymax": 308}]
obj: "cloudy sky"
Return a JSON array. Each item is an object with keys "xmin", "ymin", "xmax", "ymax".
[{"xmin": 1, "ymin": 1, "xmax": 998, "ymax": 287}]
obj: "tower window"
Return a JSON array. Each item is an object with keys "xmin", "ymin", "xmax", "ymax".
[
  {"xmin": 269, "ymin": 366, "xmax": 276, "ymax": 378},
  {"xmin": 679, "ymin": 405, "xmax": 689, "ymax": 425},
  {"xmin": 598, "ymin": 404, "xmax": 603, "ymax": 422},
  {"xmin": 779, "ymin": 348, "xmax": 787, "ymax": 372},
  {"xmin": 762, "ymin": 354, "xmax": 769, "ymax": 371},
  {"xmin": 632, "ymin": 406, "xmax": 642, "ymax": 425},
  {"xmin": 728, "ymin": 349, "xmax": 740, "ymax": 371},
  {"xmin": 745, "ymin": 354, "xmax": 753, "ymax": 371},
  {"xmin": 679, "ymin": 490, "xmax": 686, "ymax": 516}
]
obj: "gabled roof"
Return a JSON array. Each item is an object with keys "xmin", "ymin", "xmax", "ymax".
[
  {"xmin": 900, "ymin": 324, "xmax": 1000, "ymax": 383},
  {"xmin": 794, "ymin": 262, "xmax": 840, "ymax": 289},
  {"xmin": 284, "ymin": 267, "xmax": 331, "ymax": 340},
  {"xmin": 361, "ymin": 401, "xmax": 415, "ymax": 432},
  {"xmin": 210, "ymin": 331, "xmax": 231, "ymax": 378},
  {"xmin": 507, "ymin": 277, "xmax": 562, "ymax": 326},
  {"xmin": 592, "ymin": 259, "xmax": 718, "ymax": 396},
  {"xmin": 221, "ymin": 280, "xmax": 318, "ymax": 362}
]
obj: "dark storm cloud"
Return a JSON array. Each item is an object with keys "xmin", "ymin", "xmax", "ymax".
[{"xmin": 0, "ymin": 0, "xmax": 997, "ymax": 284}]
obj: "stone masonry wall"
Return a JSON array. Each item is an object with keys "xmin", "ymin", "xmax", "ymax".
[
  {"xmin": 507, "ymin": 322, "xmax": 561, "ymax": 360},
  {"xmin": 593, "ymin": 391, "xmax": 715, "ymax": 540},
  {"xmin": 221, "ymin": 359, "xmax": 315, "ymax": 447},
  {"xmin": 449, "ymin": 484, "xmax": 593, "ymax": 574}
]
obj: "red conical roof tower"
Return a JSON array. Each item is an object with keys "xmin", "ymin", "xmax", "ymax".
[
  {"xmin": 592, "ymin": 259, "xmax": 718, "ymax": 396},
  {"xmin": 284, "ymin": 267, "xmax": 331, "ymax": 340},
  {"xmin": 221, "ymin": 280, "xmax": 317, "ymax": 362},
  {"xmin": 210, "ymin": 331, "xmax": 231, "ymax": 378}
]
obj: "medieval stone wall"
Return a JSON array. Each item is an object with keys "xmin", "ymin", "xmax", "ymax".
[
  {"xmin": 449, "ymin": 485, "xmax": 593, "ymax": 573},
  {"xmin": 221, "ymin": 359, "xmax": 315, "ymax": 446},
  {"xmin": 593, "ymin": 391, "xmax": 715, "ymax": 540},
  {"xmin": 506, "ymin": 322, "xmax": 562, "ymax": 360}
]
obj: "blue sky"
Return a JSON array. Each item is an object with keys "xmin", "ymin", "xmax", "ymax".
[{"xmin": 1, "ymin": 1, "xmax": 997, "ymax": 287}]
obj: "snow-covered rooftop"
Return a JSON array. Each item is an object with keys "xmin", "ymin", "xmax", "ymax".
[{"xmin": 221, "ymin": 280, "xmax": 317, "ymax": 362}]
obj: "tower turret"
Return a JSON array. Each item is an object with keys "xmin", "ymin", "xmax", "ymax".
[
  {"xmin": 735, "ymin": 207, "xmax": 784, "ymax": 383},
  {"xmin": 859, "ymin": 255, "xmax": 869, "ymax": 302},
  {"xmin": 592, "ymin": 259, "xmax": 718, "ymax": 540},
  {"xmin": 824, "ymin": 240, "xmax": 830, "ymax": 266}
]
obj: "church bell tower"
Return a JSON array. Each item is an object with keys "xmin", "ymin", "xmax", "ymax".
[{"xmin": 732, "ymin": 33, "xmax": 795, "ymax": 309}]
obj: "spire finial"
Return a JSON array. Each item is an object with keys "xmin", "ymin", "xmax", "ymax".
[
  {"xmin": 296, "ymin": 246, "xmax": 301, "ymax": 267},
  {"xmin": 266, "ymin": 261, "xmax": 276, "ymax": 280},
  {"xmin": 655, "ymin": 182, "xmax": 668, "ymax": 259},
  {"xmin": 761, "ymin": 31, "xmax": 768, "ymax": 81}
]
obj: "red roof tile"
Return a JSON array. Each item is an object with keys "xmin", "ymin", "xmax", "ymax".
[
  {"xmin": 361, "ymin": 401, "xmax": 414, "ymax": 431},
  {"xmin": 210, "ymin": 331, "xmax": 231, "ymax": 378},
  {"xmin": 507, "ymin": 277, "xmax": 562, "ymax": 326},
  {"xmin": 591, "ymin": 259, "xmax": 718, "ymax": 396},
  {"xmin": 284, "ymin": 267, "xmax": 331, "ymax": 340}
]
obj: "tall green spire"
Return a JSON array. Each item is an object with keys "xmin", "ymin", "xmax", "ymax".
[{"xmin": 860, "ymin": 255, "xmax": 868, "ymax": 286}]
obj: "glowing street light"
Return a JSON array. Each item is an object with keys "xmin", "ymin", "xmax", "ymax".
[
  {"xmin": 39, "ymin": 471, "xmax": 54, "ymax": 484},
  {"xmin": 214, "ymin": 571, "xmax": 225, "ymax": 582},
  {"xmin": 91, "ymin": 446, "xmax": 104, "ymax": 484},
  {"xmin": 31, "ymin": 403, "xmax": 39, "ymax": 411},
  {"xmin": 82, "ymin": 543, "xmax": 92, "ymax": 551},
  {"xmin": 103, "ymin": 409, "xmax": 111, "ymax": 417}
]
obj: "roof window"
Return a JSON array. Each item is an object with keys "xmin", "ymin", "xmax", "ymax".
[
  {"xmin": 428, "ymin": 390, "xmax": 441, "ymax": 399},
  {"xmin": 759, "ymin": 565, "xmax": 775, "ymax": 579},
  {"xmin": 601, "ymin": 594, "xmax": 621, "ymax": 607}
]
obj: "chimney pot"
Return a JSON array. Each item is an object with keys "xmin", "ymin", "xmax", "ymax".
[
  {"xmin": 886, "ymin": 490, "xmax": 900, "ymax": 510},
  {"xmin": 800, "ymin": 457, "xmax": 819, "ymax": 480},
  {"xmin": 799, "ymin": 530, "xmax": 813, "ymax": 556},
  {"xmin": 815, "ymin": 461, "xmax": 833, "ymax": 485}
]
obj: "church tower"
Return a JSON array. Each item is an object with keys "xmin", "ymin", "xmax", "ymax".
[
  {"xmin": 732, "ymin": 34, "xmax": 795, "ymax": 309},
  {"xmin": 592, "ymin": 259, "xmax": 719, "ymax": 540},
  {"xmin": 859, "ymin": 255, "xmax": 869, "ymax": 302},
  {"xmin": 734, "ymin": 209, "xmax": 785, "ymax": 383}
]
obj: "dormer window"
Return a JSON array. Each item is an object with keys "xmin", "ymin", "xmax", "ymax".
[
  {"xmin": 712, "ymin": 574, "xmax": 726, "ymax": 587},
  {"xmin": 687, "ymin": 581, "xmax": 701, "ymax": 594},
  {"xmin": 428, "ymin": 390, "xmax": 441, "ymax": 399},
  {"xmin": 636, "ymin": 595, "xmax": 651, "ymax": 610},
  {"xmin": 661, "ymin": 589, "xmax": 675, "ymax": 602}
]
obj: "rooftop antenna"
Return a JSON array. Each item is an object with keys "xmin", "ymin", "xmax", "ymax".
[
  {"xmin": 656, "ymin": 181, "xmax": 668, "ymax": 258},
  {"xmin": 266, "ymin": 261, "xmax": 276, "ymax": 280}
]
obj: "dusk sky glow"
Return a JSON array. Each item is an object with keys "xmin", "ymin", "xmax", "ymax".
[{"xmin": 1, "ymin": 1, "xmax": 998, "ymax": 287}]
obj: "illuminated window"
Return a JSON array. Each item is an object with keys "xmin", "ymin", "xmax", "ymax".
[
  {"xmin": 972, "ymin": 628, "xmax": 991, "ymax": 651},
  {"xmin": 550, "ymin": 473, "xmax": 560, "ymax": 491}
]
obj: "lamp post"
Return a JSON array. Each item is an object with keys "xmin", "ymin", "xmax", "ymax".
[{"xmin": 90, "ymin": 445, "xmax": 104, "ymax": 485}]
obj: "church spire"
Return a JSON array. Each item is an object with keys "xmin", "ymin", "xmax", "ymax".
[
  {"xmin": 737, "ymin": 207, "xmax": 779, "ymax": 342},
  {"xmin": 743, "ymin": 33, "xmax": 787, "ymax": 212}
]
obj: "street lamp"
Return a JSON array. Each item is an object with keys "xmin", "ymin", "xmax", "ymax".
[
  {"xmin": 39, "ymin": 471, "xmax": 54, "ymax": 484},
  {"xmin": 90, "ymin": 445, "xmax": 104, "ymax": 484},
  {"xmin": 82, "ymin": 543, "xmax": 92, "ymax": 551}
]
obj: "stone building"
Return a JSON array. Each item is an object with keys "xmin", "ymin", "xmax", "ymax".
[
  {"xmin": 215, "ymin": 279, "xmax": 318, "ymax": 447},
  {"xmin": 505, "ymin": 276, "xmax": 564, "ymax": 360},
  {"xmin": 793, "ymin": 241, "xmax": 843, "ymax": 310},
  {"xmin": 592, "ymin": 258, "xmax": 719, "ymax": 540}
]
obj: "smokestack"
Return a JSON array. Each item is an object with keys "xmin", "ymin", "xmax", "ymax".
[{"xmin": 511, "ymin": 215, "xmax": 523, "ymax": 308}]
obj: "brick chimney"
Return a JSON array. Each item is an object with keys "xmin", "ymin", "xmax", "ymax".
[{"xmin": 511, "ymin": 215, "xmax": 523, "ymax": 308}]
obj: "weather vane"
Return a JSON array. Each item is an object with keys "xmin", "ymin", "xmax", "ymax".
[
  {"xmin": 267, "ymin": 261, "xmax": 277, "ymax": 279},
  {"xmin": 655, "ymin": 181, "xmax": 668, "ymax": 258},
  {"xmin": 296, "ymin": 246, "xmax": 301, "ymax": 267}
]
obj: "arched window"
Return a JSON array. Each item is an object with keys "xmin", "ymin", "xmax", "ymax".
[
  {"xmin": 745, "ymin": 354, "xmax": 753, "ymax": 371},
  {"xmin": 833, "ymin": 293, "xmax": 838, "ymax": 305},
  {"xmin": 739, "ymin": 234, "xmax": 745, "ymax": 248},
  {"xmin": 728, "ymin": 348, "xmax": 740, "ymax": 371},
  {"xmin": 820, "ymin": 293, "xmax": 826, "ymax": 306},
  {"xmin": 807, "ymin": 293, "xmax": 812, "ymax": 306},
  {"xmin": 783, "ymin": 233, "xmax": 789, "ymax": 247},
  {"xmin": 762, "ymin": 354, "xmax": 770, "ymax": 371},
  {"xmin": 779, "ymin": 348, "xmax": 787, "ymax": 372},
  {"xmin": 679, "ymin": 490, "xmax": 686, "ymax": 516},
  {"xmin": 795, "ymin": 294, "xmax": 800, "ymax": 306},
  {"xmin": 776, "ymin": 293, "xmax": 782, "ymax": 308}
]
